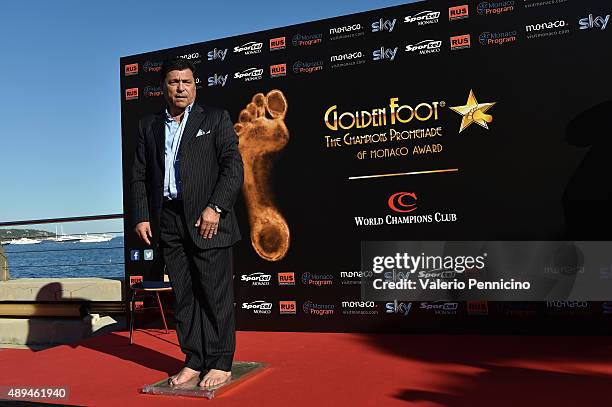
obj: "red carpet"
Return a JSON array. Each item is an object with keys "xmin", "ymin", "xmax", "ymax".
[{"xmin": 1, "ymin": 330, "xmax": 612, "ymax": 406}]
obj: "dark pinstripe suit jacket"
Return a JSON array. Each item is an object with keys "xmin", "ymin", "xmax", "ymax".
[{"xmin": 130, "ymin": 104, "xmax": 243, "ymax": 250}]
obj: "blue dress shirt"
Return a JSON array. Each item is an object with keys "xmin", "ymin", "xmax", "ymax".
[{"xmin": 163, "ymin": 102, "xmax": 194, "ymax": 200}]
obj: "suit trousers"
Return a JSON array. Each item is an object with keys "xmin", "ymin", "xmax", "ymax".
[{"xmin": 159, "ymin": 199, "xmax": 235, "ymax": 372}]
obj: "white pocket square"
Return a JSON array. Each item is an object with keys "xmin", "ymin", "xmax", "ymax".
[{"xmin": 196, "ymin": 129, "xmax": 211, "ymax": 137}]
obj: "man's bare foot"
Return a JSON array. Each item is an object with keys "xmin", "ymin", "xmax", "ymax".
[
  {"xmin": 234, "ymin": 89, "xmax": 290, "ymax": 262},
  {"xmin": 199, "ymin": 368, "xmax": 231, "ymax": 388},
  {"xmin": 168, "ymin": 366, "xmax": 200, "ymax": 386}
]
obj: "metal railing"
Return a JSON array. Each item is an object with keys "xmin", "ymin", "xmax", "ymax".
[{"xmin": 0, "ymin": 213, "xmax": 124, "ymax": 281}]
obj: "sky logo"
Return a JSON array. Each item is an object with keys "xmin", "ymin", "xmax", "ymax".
[
  {"xmin": 579, "ymin": 14, "xmax": 610, "ymax": 30},
  {"xmin": 130, "ymin": 250, "xmax": 140, "ymax": 261}
]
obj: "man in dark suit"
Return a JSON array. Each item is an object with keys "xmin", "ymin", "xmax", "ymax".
[{"xmin": 130, "ymin": 58, "xmax": 243, "ymax": 388}]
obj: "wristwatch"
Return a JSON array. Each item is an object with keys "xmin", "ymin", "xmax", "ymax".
[{"xmin": 208, "ymin": 203, "xmax": 223, "ymax": 214}]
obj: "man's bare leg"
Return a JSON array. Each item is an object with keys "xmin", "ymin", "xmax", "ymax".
[{"xmin": 199, "ymin": 369, "xmax": 231, "ymax": 388}]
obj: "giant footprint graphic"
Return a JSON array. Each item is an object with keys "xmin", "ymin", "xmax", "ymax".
[{"xmin": 234, "ymin": 90, "xmax": 290, "ymax": 261}]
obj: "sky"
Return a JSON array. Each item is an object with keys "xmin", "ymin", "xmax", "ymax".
[{"xmin": 0, "ymin": 0, "xmax": 416, "ymax": 235}]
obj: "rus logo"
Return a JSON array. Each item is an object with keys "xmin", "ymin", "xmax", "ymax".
[
  {"xmin": 124, "ymin": 63, "xmax": 138, "ymax": 76},
  {"xmin": 449, "ymin": 5, "xmax": 469, "ymax": 20},
  {"xmin": 388, "ymin": 192, "xmax": 417, "ymax": 213},
  {"xmin": 125, "ymin": 88, "xmax": 138, "ymax": 100},
  {"xmin": 270, "ymin": 63, "xmax": 287, "ymax": 77},
  {"xmin": 450, "ymin": 34, "xmax": 471, "ymax": 50},
  {"xmin": 278, "ymin": 272, "xmax": 295, "ymax": 285},
  {"xmin": 270, "ymin": 36, "xmax": 286, "ymax": 50},
  {"xmin": 279, "ymin": 301, "xmax": 297, "ymax": 314}
]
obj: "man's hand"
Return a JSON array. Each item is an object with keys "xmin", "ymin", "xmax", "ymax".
[
  {"xmin": 195, "ymin": 207, "xmax": 220, "ymax": 239},
  {"xmin": 134, "ymin": 221, "xmax": 152, "ymax": 245}
]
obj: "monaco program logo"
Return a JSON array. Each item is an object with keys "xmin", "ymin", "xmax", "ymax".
[
  {"xmin": 303, "ymin": 301, "xmax": 335, "ymax": 316},
  {"xmin": 143, "ymin": 61, "xmax": 162, "ymax": 73},
  {"xmin": 477, "ymin": 1, "xmax": 515, "ymax": 15},
  {"xmin": 388, "ymin": 192, "xmax": 418, "ymax": 213},
  {"xmin": 292, "ymin": 33, "xmax": 323, "ymax": 47}
]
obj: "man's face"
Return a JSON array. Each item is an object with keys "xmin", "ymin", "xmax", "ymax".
[{"xmin": 163, "ymin": 69, "xmax": 196, "ymax": 112}]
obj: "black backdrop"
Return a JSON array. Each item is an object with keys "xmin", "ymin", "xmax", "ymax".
[{"xmin": 121, "ymin": 0, "xmax": 612, "ymax": 332}]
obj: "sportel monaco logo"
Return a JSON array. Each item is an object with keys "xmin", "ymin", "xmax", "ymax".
[
  {"xmin": 233, "ymin": 41, "xmax": 263, "ymax": 55},
  {"xmin": 404, "ymin": 10, "xmax": 440, "ymax": 26},
  {"xmin": 405, "ymin": 39, "xmax": 442, "ymax": 55},
  {"xmin": 242, "ymin": 300, "xmax": 273, "ymax": 314},
  {"xmin": 234, "ymin": 67, "xmax": 263, "ymax": 81},
  {"xmin": 241, "ymin": 272, "xmax": 271, "ymax": 286},
  {"xmin": 449, "ymin": 5, "xmax": 469, "ymax": 20},
  {"xmin": 387, "ymin": 192, "xmax": 417, "ymax": 213},
  {"xmin": 124, "ymin": 63, "xmax": 138, "ymax": 76}
]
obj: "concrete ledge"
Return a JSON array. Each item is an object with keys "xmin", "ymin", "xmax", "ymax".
[
  {"xmin": 0, "ymin": 314, "xmax": 125, "ymax": 347},
  {"xmin": 0, "ymin": 278, "xmax": 123, "ymax": 301}
]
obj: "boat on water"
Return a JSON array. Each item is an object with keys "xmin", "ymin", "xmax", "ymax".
[
  {"xmin": 48, "ymin": 226, "xmax": 81, "ymax": 243},
  {"xmin": 9, "ymin": 238, "xmax": 42, "ymax": 245},
  {"xmin": 78, "ymin": 234, "xmax": 113, "ymax": 243}
]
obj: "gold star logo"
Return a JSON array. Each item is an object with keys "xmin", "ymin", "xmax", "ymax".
[{"xmin": 450, "ymin": 89, "xmax": 496, "ymax": 133}]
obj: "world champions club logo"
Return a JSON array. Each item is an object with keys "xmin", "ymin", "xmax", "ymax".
[{"xmin": 388, "ymin": 192, "xmax": 418, "ymax": 213}]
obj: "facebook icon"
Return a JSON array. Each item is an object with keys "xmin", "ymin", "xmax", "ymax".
[{"xmin": 130, "ymin": 250, "xmax": 140, "ymax": 261}]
